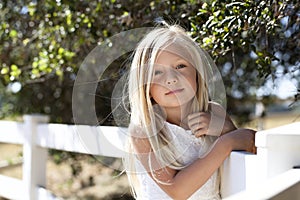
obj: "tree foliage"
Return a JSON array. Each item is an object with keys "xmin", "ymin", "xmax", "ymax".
[
  {"xmin": 189, "ymin": 0, "xmax": 300, "ymax": 121},
  {"xmin": 0, "ymin": 0, "xmax": 299, "ymax": 124}
]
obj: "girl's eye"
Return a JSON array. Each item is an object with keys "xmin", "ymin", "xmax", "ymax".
[
  {"xmin": 175, "ymin": 64, "xmax": 187, "ymax": 69},
  {"xmin": 154, "ymin": 70, "xmax": 163, "ymax": 75}
]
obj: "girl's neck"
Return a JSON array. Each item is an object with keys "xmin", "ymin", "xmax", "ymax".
[{"xmin": 165, "ymin": 103, "xmax": 192, "ymax": 130}]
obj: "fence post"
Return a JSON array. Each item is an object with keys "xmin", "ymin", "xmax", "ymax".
[{"xmin": 23, "ymin": 115, "xmax": 49, "ymax": 200}]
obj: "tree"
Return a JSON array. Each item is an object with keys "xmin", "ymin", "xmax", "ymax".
[
  {"xmin": 189, "ymin": 0, "xmax": 300, "ymax": 123},
  {"xmin": 1, "ymin": 1, "xmax": 298, "ymax": 197},
  {"xmin": 0, "ymin": 0, "xmax": 194, "ymax": 123},
  {"xmin": 0, "ymin": 0, "xmax": 299, "ymax": 124}
]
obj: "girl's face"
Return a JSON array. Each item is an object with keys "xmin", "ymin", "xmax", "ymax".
[{"xmin": 150, "ymin": 49, "xmax": 197, "ymax": 109}]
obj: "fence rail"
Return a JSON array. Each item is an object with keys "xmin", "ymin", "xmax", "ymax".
[{"xmin": 0, "ymin": 115, "xmax": 300, "ymax": 199}]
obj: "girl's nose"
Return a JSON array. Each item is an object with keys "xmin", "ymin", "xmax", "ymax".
[
  {"xmin": 166, "ymin": 71, "xmax": 178, "ymax": 85},
  {"xmin": 167, "ymin": 79, "xmax": 177, "ymax": 85}
]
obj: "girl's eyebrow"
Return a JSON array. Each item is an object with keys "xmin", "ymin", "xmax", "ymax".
[
  {"xmin": 174, "ymin": 58, "xmax": 191, "ymax": 65},
  {"xmin": 175, "ymin": 58, "xmax": 188, "ymax": 62},
  {"xmin": 173, "ymin": 55, "xmax": 189, "ymax": 62}
]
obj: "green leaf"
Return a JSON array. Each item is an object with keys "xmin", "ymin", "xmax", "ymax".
[
  {"xmin": 1, "ymin": 67, "xmax": 9, "ymax": 75},
  {"xmin": 10, "ymin": 64, "xmax": 21, "ymax": 78},
  {"xmin": 38, "ymin": 63, "xmax": 47, "ymax": 71},
  {"xmin": 103, "ymin": 29, "xmax": 108, "ymax": 37},
  {"xmin": 32, "ymin": 61, "xmax": 38, "ymax": 68},
  {"xmin": 198, "ymin": 9, "xmax": 208, "ymax": 14},
  {"xmin": 58, "ymin": 47, "xmax": 64, "ymax": 55},
  {"xmin": 31, "ymin": 68, "xmax": 40, "ymax": 76},
  {"xmin": 55, "ymin": 69, "xmax": 63, "ymax": 77},
  {"xmin": 203, "ymin": 37, "xmax": 212, "ymax": 45},
  {"xmin": 64, "ymin": 51, "xmax": 75, "ymax": 59},
  {"xmin": 66, "ymin": 11, "xmax": 72, "ymax": 26},
  {"xmin": 23, "ymin": 38, "xmax": 30, "ymax": 45},
  {"xmin": 83, "ymin": 17, "xmax": 89, "ymax": 24},
  {"xmin": 28, "ymin": 2, "xmax": 36, "ymax": 16},
  {"xmin": 9, "ymin": 30, "xmax": 18, "ymax": 38},
  {"xmin": 10, "ymin": 64, "xmax": 18, "ymax": 71}
]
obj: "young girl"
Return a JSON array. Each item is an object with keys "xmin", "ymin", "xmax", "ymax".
[{"xmin": 124, "ymin": 24, "xmax": 256, "ymax": 200}]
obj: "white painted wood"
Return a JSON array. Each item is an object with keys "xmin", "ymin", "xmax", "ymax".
[
  {"xmin": 0, "ymin": 121, "xmax": 24, "ymax": 144},
  {"xmin": 220, "ymin": 151, "xmax": 257, "ymax": 198},
  {"xmin": 0, "ymin": 175, "xmax": 24, "ymax": 199},
  {"xmin": 0, "ymin": 117, "xmax": 299, "ymax": 199},
  {"xmin": 255, "ymin": 122, "xmax": 300, "ymax": 182},
  {"xmin": 23, "ymin": 115, "xmax": 49, "ymax": 200},
  {"xmin": 223, "ymin": 169, "xmax": 300, "ymax": 200},
  {"xmin": 256, "ymin": 122, "xmax": 300, "ymax": 147},
  {"xmin": 36, "ymin": 124, "xmax": 128, "ymax": 157}
]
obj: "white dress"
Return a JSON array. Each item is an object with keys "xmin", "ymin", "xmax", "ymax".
[{"xmin": 135, "ymin": 121, "xmax": 221, "ymax": 200}]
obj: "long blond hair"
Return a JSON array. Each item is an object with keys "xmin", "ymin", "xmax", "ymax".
[{"xmin": 124, "ymin": 24, "xmax": 212, "ymax": 198}]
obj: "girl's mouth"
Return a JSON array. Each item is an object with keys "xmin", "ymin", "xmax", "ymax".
[{"xmin": 165, "ymin": 88, "xmax": 184, "ymax": 95}]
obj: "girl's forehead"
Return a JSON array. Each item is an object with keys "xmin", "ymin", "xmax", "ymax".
[{"xmin": 155, "ymin": 44, "xmax": 193, "ymax": 63}]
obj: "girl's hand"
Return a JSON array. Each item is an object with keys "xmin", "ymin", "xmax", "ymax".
[
  {"xmin": 222, "ymin": 128, "xmax": 257, "ymax": 154},
  {"xmin": 187, "ymin": 112, "xmax": 211, "ymax": 137},
  {"xmin": 187, "ymin": 110, "xmax": 236, "ymax": 137}
]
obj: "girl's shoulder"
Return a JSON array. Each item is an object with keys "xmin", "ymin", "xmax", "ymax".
[
  {"xmin": 128, "ymin": 123, "xmax": 148, "ymax": 141},
  {"xmin": 128, "ymin": 122, "xmax": 144, "ymax": 136},
  {"xmin": 128, "ymin": 123, "xmax": 152, "ymax": 153}
]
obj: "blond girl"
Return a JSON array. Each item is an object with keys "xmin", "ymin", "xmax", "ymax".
[{"xmin": 124, "ymin": 24, "xmax": 256, "ymax": 200}]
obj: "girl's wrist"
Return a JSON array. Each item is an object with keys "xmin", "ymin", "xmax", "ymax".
[
  {"xmin": 223, "ymin": 116, "xmax": 237, "ymax": 133},
  {"xmin": 218, "ymin": 134, "xmax": 233, "ymax": 155}
]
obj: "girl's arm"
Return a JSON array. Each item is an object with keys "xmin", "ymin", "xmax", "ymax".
[
  {"xmin": 188, "ymin": 102, "xmax": 237, "ymax": 137},
  {"xmin": 130, "ymin": 126, "xmax": 255, "ymax": 200}
]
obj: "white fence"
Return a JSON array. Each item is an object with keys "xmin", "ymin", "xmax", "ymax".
[
  {"xmin": 0, "ymin": 115, "xmax": 300, "ymax": 199},
  {"xmin": 222, "ymin": 122, "xmax": 300, "ymax": 199}
]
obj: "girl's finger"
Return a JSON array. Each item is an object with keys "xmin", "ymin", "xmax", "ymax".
[
  {"xmin": 194, "ymin": 128, "xmax": 207, "ymax": 137},
  {"xmin": 188, "ymin": 112, "xmax": 209, "ymax": 122},
  {"xmin": 188, "ymin": 114, "xmax": 209, "ymax": 128},
  {"xmin": 187, "ymin": 112, "xmax": 201, "ymax": 121},
  {"xmin": 190, "ymin": 122, "xmax": 205, "ymax": 131}
]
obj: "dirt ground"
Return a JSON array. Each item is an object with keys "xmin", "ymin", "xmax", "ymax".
[{"xmin": 0, "ymin": 143, "xmax": 133, "ymax": 200}]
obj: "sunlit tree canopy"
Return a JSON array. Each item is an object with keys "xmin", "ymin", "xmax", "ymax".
[{"xmin": 0, "ymin": 0, "xmax": 299, "ymax": 124}]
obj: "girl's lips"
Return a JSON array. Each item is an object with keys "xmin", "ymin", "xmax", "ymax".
[{"xmin": 165, "ymin": 88, "xmax": 184, "ymax": 95}]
